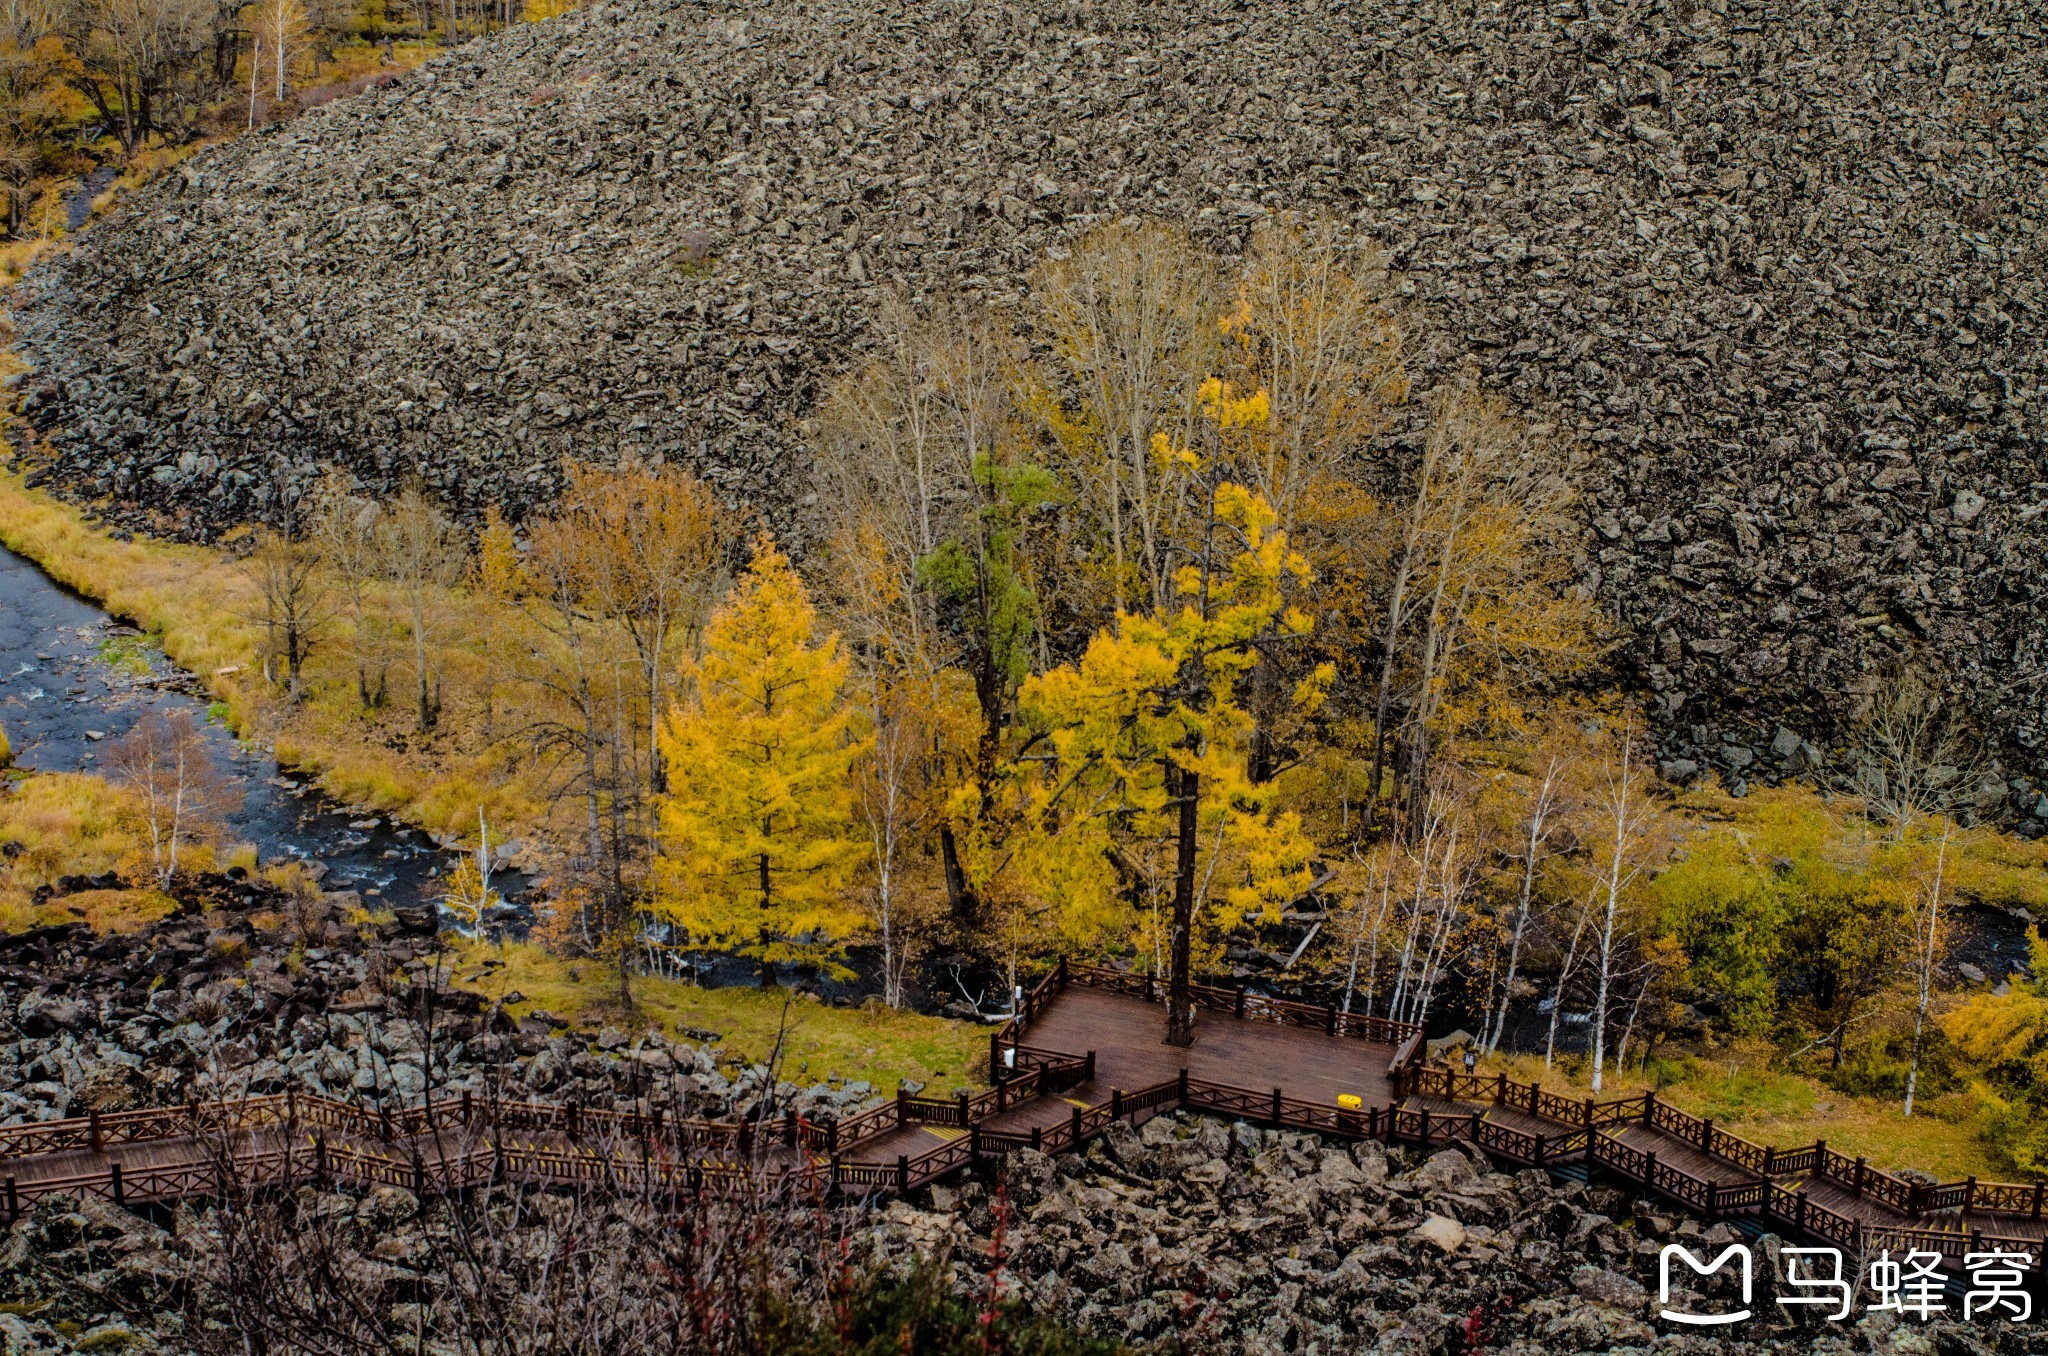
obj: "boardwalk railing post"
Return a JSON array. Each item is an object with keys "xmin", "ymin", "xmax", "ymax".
[
  {"xmin": 1325, "ymin": 1004, "xmax": 1337, "ymax": 1036},
  {"xmin": 461, "ymin": 1090, "xmax": 472, "ymax": 1126},
  {"xmin": 1235, "ymin": 988, "xmax": 1246, "ymax": 1019},
  {"xmin": 1085, "ymin": 1051, "xmax": 1096, "ymax": 1082},
  {"xmin": 1642, "ymin": 1090, "xmax": 1655, "ymax": 1126},
  {"xmin": 1111, "ymin": 1089, "xmax": 1123, "ymax": 1121},
  {"xmin": 1419, "ymin": 1107, "xmax": 1430, "ymax": 1148},
  {"xmin": 1582, "ymin": 1097, "xmax": 1594, "ymax": 1129},
  {"xmin": 1495, "ymin": 1073, "xmax": 1506, "ymax": 1106},
  {"xmin": 108, "ymin": 1161, "xmax": 122, "ymax": 1207},
  {"xmin": 996, "ymin": 1082, "xmax": 1008, "ymax": 1114},
  {"xmin": 2033, "ymin": 1181, "xmax": 2043, "ymax": 1219},
  {"xmin": 1707, "ymin": 1180, "xmax": 1719, "ymax": 1220},
  {"xmin": 896, "ymin": 1088, "xmax": 910, "ymax": 1128},
  {"xmin": 990, "ymin": 1032, "xmax": 1000, "ymax": 1082},
  {"xmin": 1853, "ymin": 1157, "xmax": 1866, "ymax": 1196},
  {"xmin": 830, "ymin": 1156, "xmax": 841, "ymax": 1194},
  {"xmin": 1763, "ymin": 1146, "xmax": 1775, "ymax": 1175},
  {"xmin": 5, "ymin": 1177, "xmax": 15, "ymax": 1223},
  {"xmin": 896, "ymin": 1155, "xmax": 909, "ymax": 1195},
  {"xmin": 1534, "ymin": 1133, "xmax": 1546, "ymax": 1164},
  {"xmin": 89, "ymin": 1109, "xmax": 102, "ymax": 1154},
  {"xmin": 1798, "ymin": 1190, "xmax": 1809, "ymax": 1233},
  {"xmin": 955, "ymin": 1093, "xmax": 970, "ymax": 1129},
  {"xmin": 1177, "ymin": 1068, "xmax": 1189, "ymax": 1107},
  {"xmin": 1271, "ymin": 1088, "xmax": 1283, "ymax": 1128},
  {"xmin": 1965, "ymin": 1176, "xmax": 1978, "ymax": 1216},
  {"xmin": 1070, "ymin": 1105, "xmax": 1083, "ymax": 1146},
  {"xmin": 1031, "ymin": 1125, "xmax": 1042, "ymax": 1152},
  {"xmin": 1644, "ymin": 1149, "xmax": 1658, "ymax": 1190},
  {"xmin": 1814, "ymin": 1139, "xmax": 1827, "ymax": 1179},
  {"xmin": 1701, "ymin": 1117, "xmax": 1714, "ymax": 1152}
]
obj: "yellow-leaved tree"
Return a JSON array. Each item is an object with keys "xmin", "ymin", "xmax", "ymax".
[
  {"xmin": 1019, "ymin": 481, "xmax": 1325, "ymax": 1046},
  {"xmin": 654, "ymin": 540, "xmax": 870, "ymax": 982}
]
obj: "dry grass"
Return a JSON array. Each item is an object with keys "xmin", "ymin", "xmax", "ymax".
[
  {"xmin": 0, "ymin": 770, "xmax": 197, "ymax": 933},
  {"xmin": 0, "ymin": 468, "xmax": 549, "ymax": 848},
  {"xmin": 445, "ymin": 939, "xmax": 990, "ymax": 1094}
]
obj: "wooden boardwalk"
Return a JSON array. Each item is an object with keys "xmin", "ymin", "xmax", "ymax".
[
  {"xmin": 1398, "ymin": 1067, "xmax": 2047, "ymax": 1269},
  {"xmin": 1, "ymin": 959, "xmax": 2041, "ymax": 1276}
]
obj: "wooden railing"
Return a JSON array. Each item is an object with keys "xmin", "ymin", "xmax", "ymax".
[{"xmin": 5, "ymin": 965, "xmax": 2043, "ymax": 1265}]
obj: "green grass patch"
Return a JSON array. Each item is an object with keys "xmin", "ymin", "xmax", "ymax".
[
  {"xmin": 448, "ymin": 940, "xmax": 988, "ymax": 1094},
  {"xmin": 95, "ymin": 634, "xmax": 157, "ymax": 677},
  {"xmin": 1492, "ymin": 1049, "xmax": 2015, "ymax": 1181}
]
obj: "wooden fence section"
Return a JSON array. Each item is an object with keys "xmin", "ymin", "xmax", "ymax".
[
  {"xmin": 1404, "ymin": 1067, "xmax": 2048, "ymax": 1226},
  {"xmin": 1, "ymin": 960, "xmax": 2042, "ymax": 1275}
]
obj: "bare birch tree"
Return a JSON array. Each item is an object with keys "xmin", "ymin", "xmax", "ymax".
[
  {"xmin": 245, "ymin": 495, "xmax": 327, "ymax": 702},
  {"xmin": 1031, "ymin": 219, "xmax": 1221, "ymax": 614},
  {"xmin": 312, "ymin": 471, "xmax": 387, "ymax": 713},
  {"xmin": 1486, "ymin": 737, "xmax": 1573, "ymax": 1054},
  {"xmin": 1224, "ymin": 216, "xmax": 1406, "ymax": 535},
  {"xmin": 1581, "ymin": 709, "xmax": 1667, "ymax": 1092},
  {"xmin": 106, "ymin": 709, "xmax": 234, "ymax": 887},
  {"xmin": 1853, "ymin": 665, "xmax": 1983, "ymax": 1116},
  {"xmin": 375, "ymin": 484, "xmax": 467, "ymax": 734}
]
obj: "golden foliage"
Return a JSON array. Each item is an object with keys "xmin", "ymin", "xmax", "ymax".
[{"xmin": 652, "ymin": 540, "xmax": 870, "ymax": 974}]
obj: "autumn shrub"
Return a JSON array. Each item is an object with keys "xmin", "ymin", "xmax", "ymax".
[
  {"xmin": 784, "ymin": 1261, "xmax": 1122, "ymax": 1356},
  {"xmin": 1941, "ymin": 930, "xmax": 2048, "ymax": 1173},
  {"xmin": 1821, "ymin": 1027, "xmax": 1963, "ymax": 1104}
]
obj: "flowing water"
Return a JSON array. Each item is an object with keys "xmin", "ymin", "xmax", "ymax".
[{"xmin": 0, "ymin": 543, "xmax": 478, "ymax": 906}]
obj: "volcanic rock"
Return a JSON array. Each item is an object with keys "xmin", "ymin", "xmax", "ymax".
[{"xmin": 8, "ymin": 0, "xmax": 2045, "ymax": 788}]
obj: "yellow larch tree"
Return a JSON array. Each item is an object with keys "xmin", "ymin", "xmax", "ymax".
[
  {"xmin": 1019, "ymin": 480, "xmax": 1326, "ymax": 1046},
  {"xmin": 653, "ymin": 539, "xmax": 870, "ymax": 981}
]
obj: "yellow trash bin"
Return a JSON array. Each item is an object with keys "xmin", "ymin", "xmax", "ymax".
[{"xmin": 1337, "ymin": 1093, "xmax": 1364, "ymax": 1111}]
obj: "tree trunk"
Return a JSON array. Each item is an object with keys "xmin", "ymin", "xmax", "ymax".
[
  {"xmin": 756, "ymin": 850, "xmax": 778, "ymax": 987},
  {"xmin": 939, "ymin": 822, "xmax": 974, "ymax": 929},
  {"xmin": 1164, "ymin": 756, "xmax": 1198, "ymax": 1048}
]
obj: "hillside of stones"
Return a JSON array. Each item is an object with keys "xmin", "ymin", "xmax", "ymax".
[{"xmin": 8, "ymin": 0, "xmax": 2045, "ymax": 794}]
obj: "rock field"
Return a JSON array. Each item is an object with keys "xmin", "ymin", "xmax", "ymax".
[
  {"xmin": 7, "ymin": 0, "xmax": 2045, "ymax": 794},
  {"xmin": 0, "ymin": 873, "xmax": 867, "ymax": 1127},
  {"xmin": 872, "ymin": 1113, "xmax": 2030, "ymax": 1355}
]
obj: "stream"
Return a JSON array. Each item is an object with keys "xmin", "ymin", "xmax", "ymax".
[
  {"xmin": 0, "ymin": 543, "xmax": 470, "ymax": 907},
  {"xmin": 4, "ymin": 536, "xmax": 2029, "ymax": 1024},
  {"xmin": 0, "ymin": 543, "xmax": 918, "ymax": 1001}
]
